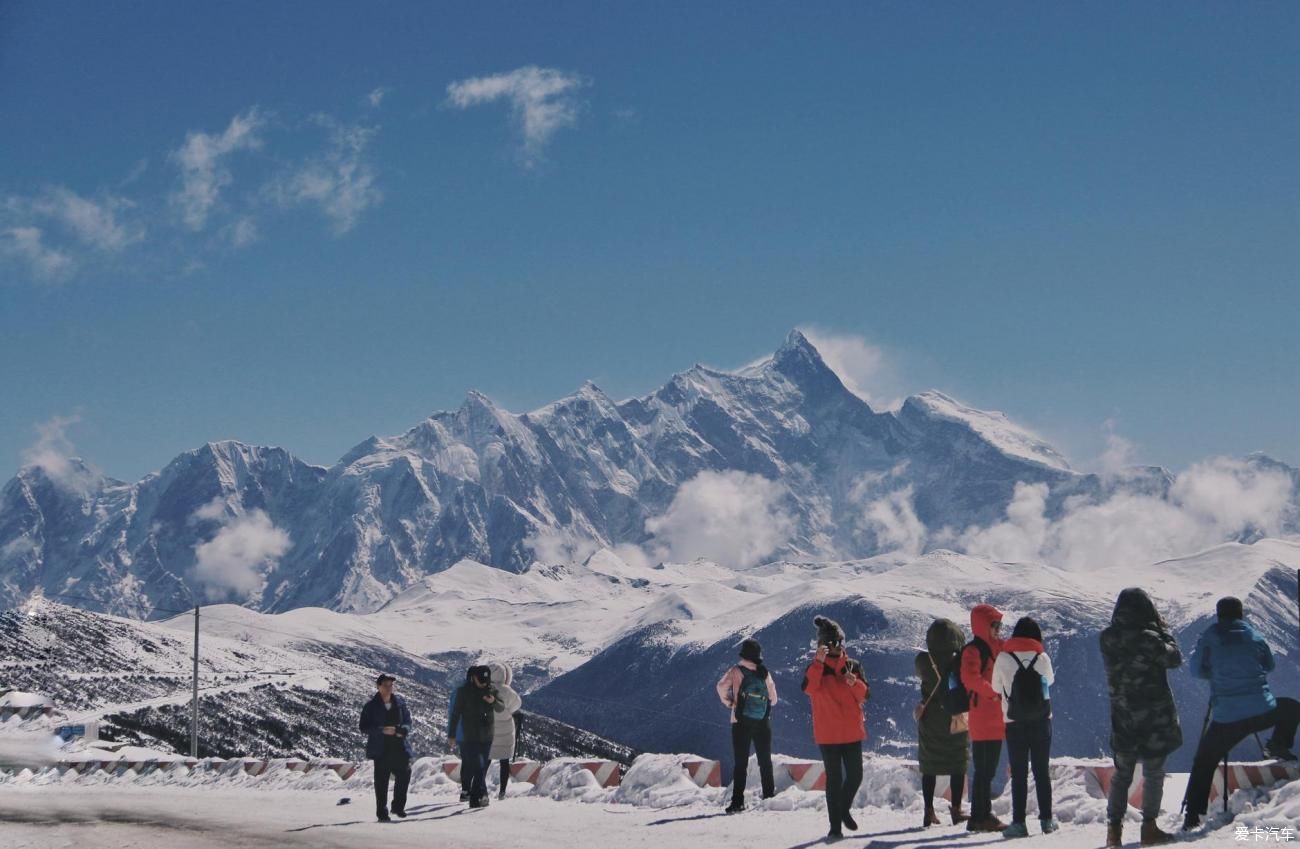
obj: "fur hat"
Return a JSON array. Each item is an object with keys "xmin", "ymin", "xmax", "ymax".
[
  {"xmin": 814, "ymin": 615, "xmax": 845, "ymax": 645},
  {"xmin": 1216, "ymin": 596, "xmax": 1244, "ymax": 622},
  {"xmin": 739, "ymin": 638, "xmax": 762, "ymax": 663}
]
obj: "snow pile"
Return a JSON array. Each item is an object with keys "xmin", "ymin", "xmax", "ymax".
[
  {"xmin": 614, "ymin": 754, "xmax": 721, "ymax": 808},
  {"xmin": 532, "ymin": 758, "xmax": 615, "ymax": 804}
]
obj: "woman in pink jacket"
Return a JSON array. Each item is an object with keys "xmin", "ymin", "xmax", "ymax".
[{"xmin": 716, "ymin": 637, "xmax": 779, "ymax": 813}]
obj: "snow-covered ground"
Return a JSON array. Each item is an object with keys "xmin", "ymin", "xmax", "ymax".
[{"xmin": 2, "ymin": 752, "xmax": 1297, "ymax": 849}]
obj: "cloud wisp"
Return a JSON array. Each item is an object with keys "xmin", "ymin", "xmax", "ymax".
[
  {"xmin": 192, "ymin": 501, "xmax": 291, "ymax": 601},
  {"xmin": 446, "ymin": 66, "xmax": 588, "ymax": 166},
  {"xmin": 645, "ymin": 470, "xmax": 795, "ymax": 568},
  {"xmin": 2, "ymin": 227, "xmax": 74, "ymax": 280},
  {"xmin": 20, "ymin": 414, "xmax": 101, "ymax": 495},
  {"xmin": 273, "ymin": 117, "xmax": 382, "ymax": 235},
  {"xmin": 798, "ymin": 327, "xmax": 906, "ymax": 411},
  {"xmin": 171, "ymin": 108, "xmax": 265, "ymax": 230}
]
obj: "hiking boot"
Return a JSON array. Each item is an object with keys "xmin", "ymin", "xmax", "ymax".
[
  {"xmin": 1106, "ymin": 821, "xmax": 1123, "ymax": 848},
  {"xmin": 725, "ymin": 802, "xmax": 746, "ymax": 814},
  {"xmin": 924, "ymin": 806, "xmax": 941, "ymax": 827},
  {"xmin": 459, "ymin": 791, "xmax": 470, "ymax": 802},
  {"xmin": 826, "ymin": 829, "xmax": 843, "ymax": 843},
  {"xmin": 498, "ymin": 788, "xmax": 507, "ymax": 801},
  {"xmin": 969, "ymin": 817, "xmax": 1007, "ymax": 832},
  {"xmin": 391, "ymin": 808, "xmax": 407, "ymax": 818},
  {"xmin": 1265, "ymin": 743, "xmax": 1298, "ymax": 761},
  {"xmin": 951, "ymin": 805, "xmax": 969, "ymax": 825},
  {"xmin": 1140, "ymin": 819, "xmax": 1174, "ymax": 846},
  {"xmin": 842, "ymin": 810, "xmax": 858, "ymax": 831},
  {"xmin": 1040, "ymin": 818, "xmax": 1059, "ymax": 834},
  {"xmin": 376, "ymin": 811, "xmax": 391, "ymax": 822},
  {"xmin": 1003, "ymin": 822, "xmax": 1029, "ymax": 839}
]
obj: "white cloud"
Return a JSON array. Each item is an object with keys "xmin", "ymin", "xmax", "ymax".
[
  {"xmin": 20, "ymin": 414, "xmax": 100, "ymax": 495},
  {"xmin": 30, "ymin": 188, "xmax": 144, "ymax": 251},
  {"xmin": 860, "ymin": 485, "xmax": 928, "ymax": 557},
  {"xmin": 1099, "ymin": 418, "xmax": 1138, "ymax": 476},
  {"xmin": 367, "ymin": 87, "xmax": 389, "ymax": 108},
  {"xmin": 956, "ymin": 458, "xmax": 1294, "ymax": 571},
  {"xmin": 446, "ymin": 66, "xmax": 587, "ymax": 166},
  {"xmin": 274, "ymin": 118, "xmax": 382, "ymax": 235},
  {"xmin": 226, "ymin": 216, "xmax": 259, "ymax": 247},
  {"xmin": 646, "ymin": 471, "xmax": 794, "ymax": 568},
  {"xmin": 171, "ymin": 108, "xmax": 265, "ymax": 230},
  {"xmin": 192, "ymin": 508, "xmax": 291, "ymax": 601},
  {"xmin": 2, "ymin": 227, "xmax": 74, "ymax": 280},
  {"xmin": 525, "ymin": 525, "xmax": 601, "ymax": 566},
  {"xmin": 798, "ymin": 327, "xmax": 905, "ymax": 410}
]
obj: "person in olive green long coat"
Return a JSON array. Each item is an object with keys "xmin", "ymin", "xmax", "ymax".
[{"xmin": 915, "ymin": 618, "xmax": 971, "ymax": 826}]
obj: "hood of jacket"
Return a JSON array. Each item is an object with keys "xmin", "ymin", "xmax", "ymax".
[
  {"xmin": 1001, "ymin": 636, "xmax": 1044, "ymax": 655},
  {"xmin": 926, "ymin": 618, "xmax": 965, "ymax": 659},
  {"xmin": 1112, "ymin": 587, "xmax": 1161, "ymax": 630},
  {"xmin": 971, "ymin": 604, "xmax": 1004, "ymax": 646},
  {"xmin": 487, "ymin": 662, "xmax": 512, "ymax": 688}
]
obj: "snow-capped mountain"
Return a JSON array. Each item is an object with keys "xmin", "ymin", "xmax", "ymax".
[{"xmin": 10, "ymin": 330, "xmax": 1286, "ymax": 617}]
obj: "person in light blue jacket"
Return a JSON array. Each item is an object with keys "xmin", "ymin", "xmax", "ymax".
[{"xmin": 1182, "ymin": 597, "xmax": 1300, "ymax": 830}]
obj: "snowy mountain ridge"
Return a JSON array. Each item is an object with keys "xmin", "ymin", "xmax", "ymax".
[{"xmin": 2, "ymin": 330, "xmax": 1297, "ymax": 619}]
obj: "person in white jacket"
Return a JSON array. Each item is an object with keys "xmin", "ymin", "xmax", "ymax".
[
  {"xmin": 487, "ymin": 661, "xmax": 523, "ymax": 800},
  {"xmin": 715, "ymin": 638, "xmax": 779, "ymax": 814},
  {"xmin": 991, "ymin": 617, "xmax": 1057, "ymax": 839}
]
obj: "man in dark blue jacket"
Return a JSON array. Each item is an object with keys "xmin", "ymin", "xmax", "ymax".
[
  {"xmin": 1182, "ymin": 597, "xmax": 1300, "ymax": 829},
  {"xmin": 359, "ymin": 673, "xmax": 414, "ymax": 822}
]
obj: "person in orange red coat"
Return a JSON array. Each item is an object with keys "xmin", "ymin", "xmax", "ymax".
[
  {"xmin": 961, "ymin": 602, "xmax": 1006, "ymax": 832},
  {"xmin": 802, "ymin": 615, "xmax": 870, "ymax": 843}
]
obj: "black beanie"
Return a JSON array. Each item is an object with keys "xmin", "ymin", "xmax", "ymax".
[
  {"xmin": 1216, "ymin": 596, "xmax": 1244, "ymax": 622},
  {"xmin": 814, "ymin": 616, "xmax": 845, "ymax": 645},
  {"xmin": 740, "ymin": 638, "xmax": 762, "ymax": 663}
]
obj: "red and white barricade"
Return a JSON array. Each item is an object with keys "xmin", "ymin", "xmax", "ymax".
[
  {"xmin": 683, "ymin": 759, "xmax": 722, "ymax": 788},
  {"xmin": 283, "ymin": 759, "xmax": 309, "ymax": 773},
  {"xmin": 509, "ymin": 760, "xmax": 543, "ymax": 784},
  {"xmin": 441, "ymin": 758, "xmax": 462, "ymax": 782},
  {"xmin": 1208, "ymin": 762, "xmax": 1300, "ymax": 802},
  {"xmin": 785, "ymin": 761, "xmax": 826, "ymax": 791},
  {"xmin": 580, "ymin": 760, "xmax": 621, "ymax": 788}
]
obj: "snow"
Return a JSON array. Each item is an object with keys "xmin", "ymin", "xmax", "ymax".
[
  {"xmin": 906, "ymin": 390, "xmax": 1073, "ymax": 471},
  {"xmin": 1, "ymin": 751, "xmax": 1296, "ymax": 848}
]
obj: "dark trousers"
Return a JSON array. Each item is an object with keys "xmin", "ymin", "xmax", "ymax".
[
  {"xmin": 499, "ymin": 758, "xmax": 511, "ymax": 793},
  {"xmin": 730, "ymin": 720, "xmax": 775, "ymax": 805},
  {"xmin": 461, "ymin": 740, "xmax": 493, "ymax": 803},
  {"xmin": 922, "ymin": 772, "xmax": 965, "ymax": 812},
  {"xmin": 1186, "ymin": 697, "xmax": 1300, "ymax": 817},
  {"xmin": 372, "ymin": 751, "xmax": 410, "ymax": 815},
  {"xmin": 1006, "ymin": 718, "xmax": 1052, "ymax": 823},
  {"xmin": 819, "ymin": 741, "xmax": 864, "ymax": 832},
  {"xmin": 970, "ymin": 739, "xmax": 1003, "ymax": 822}
]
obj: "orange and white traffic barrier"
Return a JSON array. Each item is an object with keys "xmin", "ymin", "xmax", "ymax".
[
  {"xmin": 441, "ymin": 759, "xmax": 462, "ymax": 782},
  {"xmin": 580, "ymin": 760, "xmax": 621, "ymax": 788},
  {"xmin": 683, "ymin": 759, "xmax": 721, "ymax": 788},
  {"xmin": 509, "ymin": 760, "xmax": 543, "ymax": 784},
  {"xmin": 283, "ymin": 759, "xmax": 309, "ymax": 773},
  {"xmin": 785, "ymin": 761, "xmax": 826, "ymax": 791},
  {"xmin": 1209, "ymin": 762, "xmax": 1300, "ymax": 801}
]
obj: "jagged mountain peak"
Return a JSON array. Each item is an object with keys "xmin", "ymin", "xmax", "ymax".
[{"xmin": 900, "ymin": 390, "xmax": 1071, "ymax": 471}]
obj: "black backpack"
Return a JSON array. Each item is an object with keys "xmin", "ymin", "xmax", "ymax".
[
  {"xmin": 1007, "ymin": 653, "xmax": 1050, "ymax": 722},
  {"xmin": 945, "ymin": 639, "xmax": 991, "ymax": 714}
]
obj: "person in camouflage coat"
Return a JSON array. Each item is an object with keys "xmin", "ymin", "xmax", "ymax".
[
  {"xmin": 914, "ymin": 618, "xmax": 969, "ymax": 826},
  {"xmin": 1099, "ymin": 588, "xmax": 1182, "ymax": 848}
]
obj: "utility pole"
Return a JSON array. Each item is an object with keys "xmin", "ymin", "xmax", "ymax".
[{"xmin": 190, "ymin": 605, "xmax": 199, "ymax": 758}]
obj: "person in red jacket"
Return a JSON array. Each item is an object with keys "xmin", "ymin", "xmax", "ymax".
[
  {"xmin": 802, "ymin": 615, "xmax": 870, "ymax": 843},
  {"xmin": 961, "ymin": 602, "xmax": 1006, "ymax": 832}
]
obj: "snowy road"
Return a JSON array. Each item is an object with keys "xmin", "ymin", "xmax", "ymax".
[{"xmin": 0, "ymin": 786, "xmax": 1099, "ymax": 849}]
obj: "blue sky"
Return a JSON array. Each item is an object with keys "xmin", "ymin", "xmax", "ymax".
[{"xmin": 2, "ymin": 2, "xmax": 1298, "ymax": 482}]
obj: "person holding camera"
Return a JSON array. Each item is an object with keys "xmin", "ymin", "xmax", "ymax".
[
  {"xmin": 359, "ymin": 673, "xmax": 413, "ymax": 822},
  {"xmin": 447, "ymin": 664, "xmax": 506, "ymax": 809},
  {"xmin": 1182, "ymin": 596, "xmax": 1300, "ymax": 830},
  {"xmin": 802, "ymin": 615, "xmax": 869, "ymax": 843}
]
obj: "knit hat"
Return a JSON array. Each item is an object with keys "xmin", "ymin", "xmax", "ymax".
[
  {"xmin": 1216, "ymin": 596, "xmax": 1244, "ymax": 622},
  {"xmin": 739, "ymin": 638, "xmax": 762, "ymax": 663},
  {"xmin": 814, "ymin": 616, "xmax": 845, "ymax": 645},
  {"xmin": 1011, "ymin": 616, "xmax": 1042, "ymax": 642}
]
